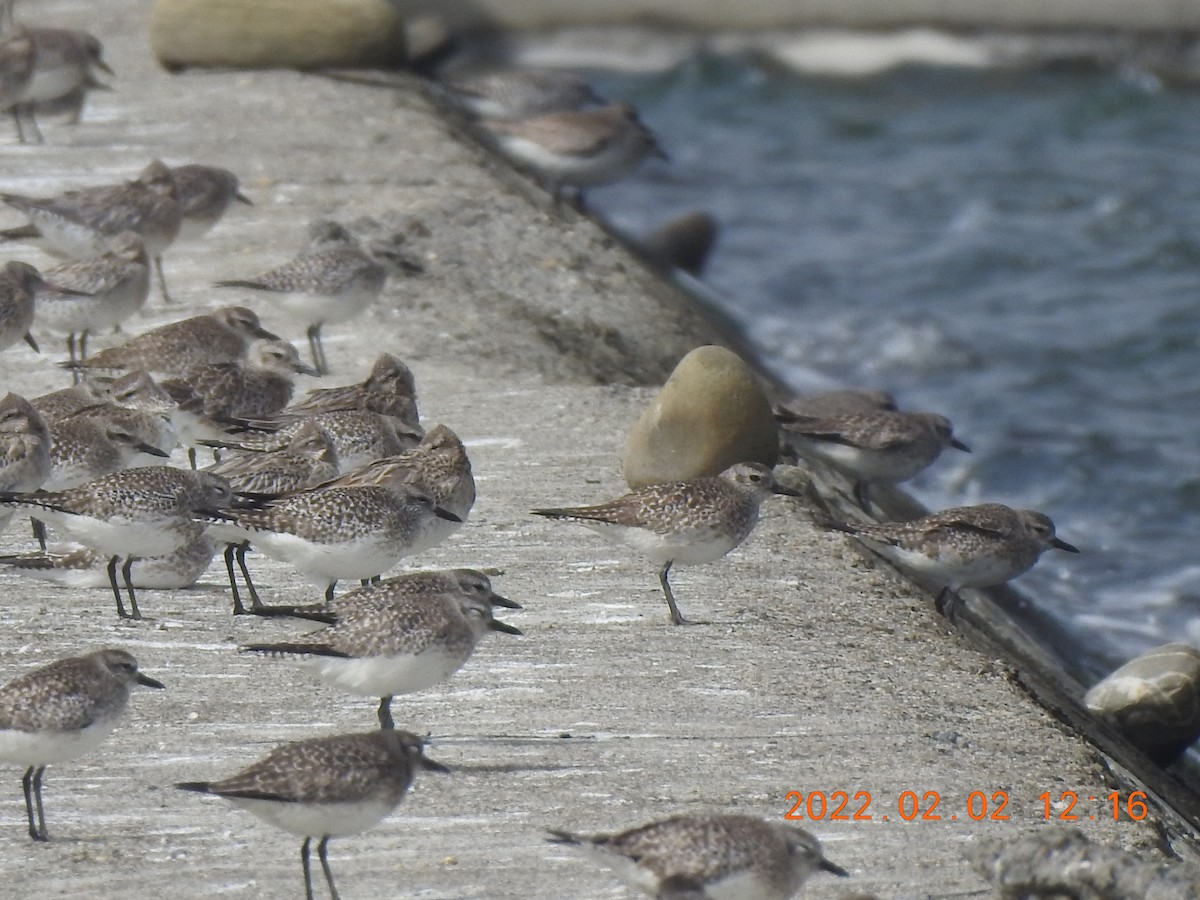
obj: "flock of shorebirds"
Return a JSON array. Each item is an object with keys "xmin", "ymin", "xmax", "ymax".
[{"xmin": 0, "ymin": 7, "xmax": 1087, "ymax": 900}]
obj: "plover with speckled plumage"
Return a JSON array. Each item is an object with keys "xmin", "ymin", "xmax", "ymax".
[
  {"xmin": 533, "ymin": 462, "xmax": 796, "ymax": 626},
  {"xmin": 440, "ymin": 68, "xmax": 600, "ymax": 120},
  {"xmin": 0, "ymin": 260, "xmax": 53, "ymax": 354},
  {"xmin": 0, "ymin": 393, "xmax": 50, "ymax": 540},
  {"xmin": 168, "ymin": 164, "xmax": 252, "ymax": 242},
  {"xmin": 68, "ymin": 305, "xmax": 279, "ymax": 377},
  {"xmin": 778, "ymin": 408, "xmax": 970, "ymax": 511},
  {"xmin": 199, "ymin": 480, "xmax": 461, "ymax": 605},
  {"xmin": 0, "ymin": 649, "xmax": 163, "ymax": 841},
  {"xmin": 44, "ymin": 410, "xmax": 170, "ymax": 490},
  {"xmin": 216, "ymin": 222, "xmax": 422, "ymax": 375},
  {"xmin": 0, "ymin": 25, "xmax": 111, "ymax": 143},
  {"xmin": 0, "ymin": 534, "xmax": 219, "ymax": 590},
  {"xmin": 34, "ymin": 231, "xmax": 150, "ymax": 365},
  {"xmin": 827, "ymin": 502, "xmax": 1079, "ymax": 616},
  {"xmin": 487, "ymin": 102, "xmax": 666, "ymax": 204},
  {"xmin": 176, "ymin": 729, "xmax": 446, "ymax": 900},
  {"xmin": 1, "ymin": 160, "xmax": 181, "ymax": 301},
  {"xmin": 0, "ymin": 466, "xmax": 233, "ymax": 618},
  {"xmin": 162, "ymin": 338, "xmax": 318, "ymax": 461},
  {"xmin": 548, "ymin": 813, "xmax": 848, "ymax": 899},
  {"xmin": 243, "ymin": 573, "xmax": 521, "ymax": 728}
]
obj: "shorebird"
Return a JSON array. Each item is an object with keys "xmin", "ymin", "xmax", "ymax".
[
  {"xmin": 243, "ymin": 574, "xmax": 521, "ymax": 728},
  {"xmin": 548, "ymin": 813, "xmax": 848, "ymax": 899},
  {"xmin": 256, "ymin": 351, "xmax": 419, "ymax": 432},
  {"xmin": 438, "ymin": 68, "xmax": 600, "ymax": 120},
  {"xmin": 0, "ymin": 466, "xmax": 234, "ymax": 619},
  {"xmin": 198, "ymin": 480, "xmax": 461, "ymax": 605},
  {"xmin": 66, "ymin": 305, "xmax": 279, "ymax": 377},
  {"xmin": 0, "ymin": 392, "xmax": 50, "ymax": 540},
  {"xmin": 33, "ymin": 230, "xmax": 151, "ymax": 365},
  {"xmin": 0, "ymin": 260, "xmax": 53, "ymax": 355},
  {"xmin": 533, "ymin": 462, "xmax": 797, "ymax": 625},
  {"xmin": 0, "ymin": 25, "xmax": 111, "ymax": 143},
  {"xmin": 827, "ymin": 502, "xmax": 1080, "ymax": 616},
  {"xmin": 176, "ymin": 730, "xmax": 447, "ymax": 900},
  {"xmin": 215, "ymin": 222, "xmax": 423, "ymax": 375},
  {"xmin": 44, "ymin": 408, "xmax": 172, "ymax": 489},
  {"xmin": 161, "ymin": 338, "xmax": 318, "ymax": 464},
  {"xmin": 0, "ymin": 159, "xmax": 182, "ymax": 301},
  {"xmin": 486, "ymin": 102, "xmax": 666, "ymax": 204},
  {"xmin": 0, "ymin": 534, "xmax": 218, "ymax": 590},
  {"xmin": 169, "ymin": 164, "xmax": 252, "ymax": 242},
  {"xmin": 778, "ymin": 408, "xmax": 970, "ymax": 511},
  {"xmin": 0, "ymin": 649, "xmax": 163, "ymax": 841}
]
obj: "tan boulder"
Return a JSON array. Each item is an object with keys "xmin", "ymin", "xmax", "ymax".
[
  {"xmin": 150, "ymin": 0, "xmax": 408, "ymax": 72},
  {"xmin": 623, "ymin": 345, "xmax": 778, "ymax": 488}
]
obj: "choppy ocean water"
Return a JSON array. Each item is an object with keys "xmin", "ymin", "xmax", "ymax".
[{"xmin": 568, "ymin": 47, "xmax": 1200, "ymax": 683}]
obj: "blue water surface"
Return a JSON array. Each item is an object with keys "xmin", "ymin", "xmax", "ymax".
[{"xmin": 584, "ymin": 52, "xmax": 1200, "ymax": 680}]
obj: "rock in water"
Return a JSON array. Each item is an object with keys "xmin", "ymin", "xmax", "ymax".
[
  {"xmin": 150, "ymin": 0, "xmax": 408, "ymax": 71},
  {"xmin": 623, "ymin": 345, "xmax": 778, "ymax": 488}
]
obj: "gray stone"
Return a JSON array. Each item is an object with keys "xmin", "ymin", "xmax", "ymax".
[
  {"xmin": 622, "ymin": 344, "xmax": 778, "ymax": 488},
  {"xmin": 1085, "ymin": 642, "xmax": 1200, "ymax": 765},
  {"xmin": 149, "ymin": 0, "xmax": 408, "ymax": 72}
]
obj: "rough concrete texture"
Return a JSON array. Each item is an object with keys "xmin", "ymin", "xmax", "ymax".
[{"xmin": 0, "ymin": 2, "xmax": 1188, "ymax": 898}]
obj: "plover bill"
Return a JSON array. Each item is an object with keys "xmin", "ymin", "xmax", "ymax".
[
  {"xmin": 0, "ymin": 159, "xmax": 182, "ymax": 302},
  {"xmin": 0, "ymin": 25, "xmax": 111, "ymax": 143},
  {"xmin": 827, "ymin": 502, "xmax": 1079, "ymax": 616},
  {"xmin": 198, "ymin": 480, "xmax": 461, "ymax": 604},
  {"xmin": 547, "ymin": 813, "xmax": 848, "ymax": 899},
  {"xmin": 777, "ymin": 408, "xmax": 970, "ymax": 511},
  {"xmin": 438, "ymin": 67, "xmax": 600, "ymax": 120},
  {"xmin": 243, "ymin": 573, "xmax": 521, "ymax": 728},
  {"xmin": 0, "ymin": 466, "xmax": 234, "ymax": 619},
  {"xmin": 33, "ymin": 230, "xmax": 151, "ymax": 365},
  {"xmin": 0, "ymin": 648, "xmax": 163, "ymax": 841},
  {"xmin": 168, "ymin": 164, "xmax": 253, "ymax": 242},
  {"xmin": 176, "ymin": 729, "xmax": 447, "ymax": 900},
  {"xmin": 0, "ymin": 534, "xmax": 218, "ymax": 590},
  {"xmin": 215, "ymin": 222, "xmax": 422, "ymax": 375},
  {"xmin": 66, "ymin": 305, "xmax": 279, "ymax": 377},
  {"xmin": 486, "ymin": 102, "xmax": 666, "ymax": 204},
  {"xmin": 532, "ymin": 462, "xmax": 796, "ymax": 625}
]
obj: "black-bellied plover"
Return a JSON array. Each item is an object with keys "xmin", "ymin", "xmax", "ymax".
[
  {"xmin": 0, "ymin": 25, "xmax": 111, "ymax": 143},
  {"xmin": 547, "ymin": 813, "xmax": 848, "ymax": 899},
  {"xmin": 67, "ymin": 305, "xmax": 279, "ymax": 377},
  {"xmin": 438, "ymin": 68, "xmax": 600, "ymax": 120},
  {"xmin": 215, "ymin": 222, "xmax": 422, "ymax": 375},
  {"xmin": 204, "ymin": 419, "xmax": 339, "ymax": 614},
  {"xmin": 169, "ymin": 164, "xmax": 252, "ymax": 242},
  {"xmin": 33, "ymin": 369, "xmax": 173, "ymax": 423},
  {"xmin": 162, "ymin": 338, "xmax": 318, "ymax": 464},
  {"xmin": 34, "ymin": 231, "xmax": 151, "ymax": 365},
  {"xmin": 0, "ymin": 392, "xmax": 50, "ymax": 545},
  {"xmin": 244, "ymin": 573, "xmax": 521, "ymax": 728},
  {"xmin": 207, "ymin": 408, "xmax": 420, "ymax": 473},
  {"xmin": 486, "ymin": 102, "xmax": 666, "ymax": 204},
  {"xmin": 316, "ymin": 423, "xmax": 473, "ymax": 546},
  {"xmin": 45, "ymin": 406, "xmax": 172, "ymax": 487},
  {"xmin": 1, "ymin": 159, "xmax": 182, "ymax": 301},
  {"xmin": 176, "ymin": 729, "xmax": 446, "ymax": 900},
  {"xmin": 267, "ymin": 351, "xmax": 419, "ymax": 432},
  {"xmin": 778, "ymin": 408, "xmax": 970, "ymax": 510},
  {"xmin": 827, "ymin": 502, "xmax": 1080, "ymax": 616},
  {"xmin": 0, "ymin": 648, "xmax": 163, "ymax": 841},
  {"xmin": 0, "ymin": 466, "xmax": 233, "ymax": 619},
  {"xmin": 0, "ymin": 534, "xmax": 218, "ymax": 590},
  {"xmin": 199, "ymin": 480, "xmax": 461, "ymax": 604},
  {"xmin": 0, "ymin": 260, "xmax": 54, "ymax": 354},
  {"xmin": 533, "ymin": 462, "xmax": 796, "ymax": 625}
]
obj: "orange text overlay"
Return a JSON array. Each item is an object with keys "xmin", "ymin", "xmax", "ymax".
[{"xmin": 783, "ymin": 790, "xmax": 1151, "ymax": 822}]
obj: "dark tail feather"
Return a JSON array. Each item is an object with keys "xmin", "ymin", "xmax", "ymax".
[
  {"xmin": 240, "ymin": 642, "xmax": 351, "ymax": 659},
  {"xmin": 174, "ymin": 781, "xmax": 212, "ymax": 794}
]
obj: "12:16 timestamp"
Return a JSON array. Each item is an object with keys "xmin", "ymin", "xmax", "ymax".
[{"xmin": 1041, "ymin": 790, "xmax": 1150, "ymax": 821}]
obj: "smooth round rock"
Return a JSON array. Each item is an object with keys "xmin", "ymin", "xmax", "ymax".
[
  {"xmin": 150, "ymin": 0, "xmax": 408, "ymax": 72},
  {"xmin": 1084, "ymin": 642, "xmax": 1200, "ymax": 765},
  {"xmin": 623, "ymin": 345, "xmax": 778, "ymax": 488}
]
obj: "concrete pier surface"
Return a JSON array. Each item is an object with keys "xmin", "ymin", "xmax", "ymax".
[{"xmin": 0, "ymin": 2, "xmax": 1194, "ymax": 898}]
